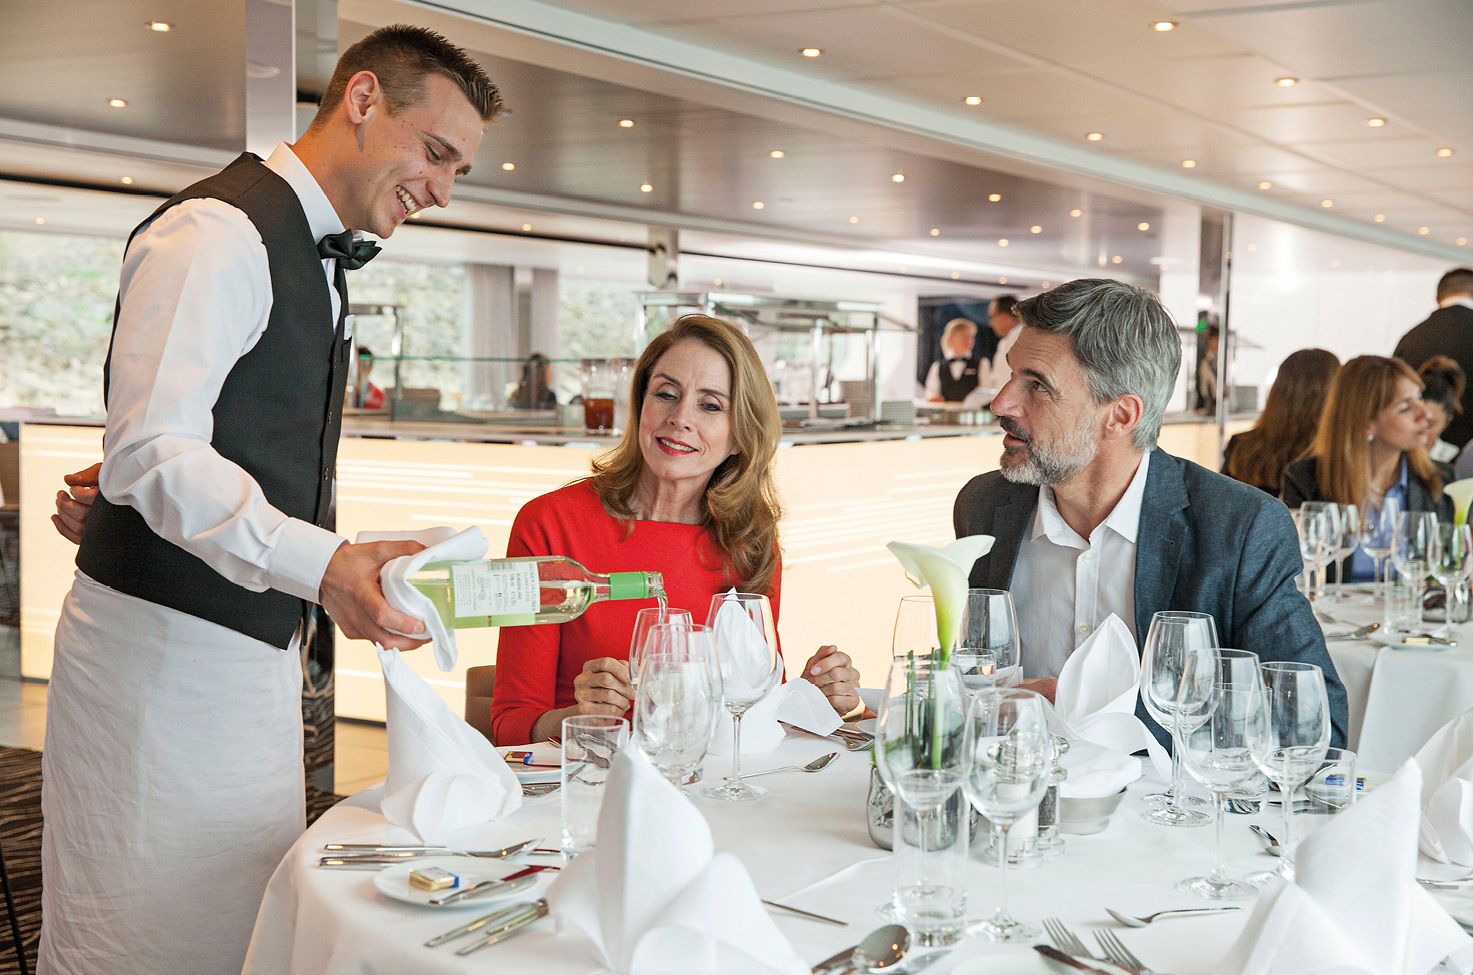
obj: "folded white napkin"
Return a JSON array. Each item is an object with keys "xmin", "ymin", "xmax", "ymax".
[
  {"xmin": 363, "ymin": 526, "xmax": 488, "ymax": 671},
  {"xmin": 1049, "ymin": 614, "xmax": 1168, "ymax": 797},
  {"xmin": 376, "ymin": 644, "xmax": 523, "ymax": 842},
  {"xmin": 547, "ymin": 746, "xmax": 807, "ymax": 974},
  {"xmin": 707, "ymin": 678, "xmax": 842, "ymax": 755},
  {"xmin": 1416, "ymin": 710, "xmax": 1473, "ymax": 879},
  {"xmin": 1213, "ymin": 760, "xmax": 1473, "ymax": 975}
]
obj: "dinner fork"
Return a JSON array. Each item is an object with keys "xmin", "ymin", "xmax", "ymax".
[
  {"xmin": 1095, "ymin": 929, "xmax": 1153, "ymax": 974},
  {"xmin": 1042, "ymin": 917, "xmax": 1099, "ymax": 961}
]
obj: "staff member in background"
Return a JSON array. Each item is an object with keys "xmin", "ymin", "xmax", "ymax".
[
  {"xmin": 1394, "ymin": 267, "xmax": 1473, "ymax": 448},
  {"xmin": 923, "ymin": 316, "xmax": 983, "ymax": 404},
  {"xmin": 1221, "ymin": 347, "xmax": 1340, "ymax": 495},
  {"xmin": 974, "ymin": 294, "xmax": 1022, "ymax": 403},
  {"xmin": 351, "ymin": 344, "xmax": 387, "ymax": 409},
  {"xmin": 1418, "ymin": 355, "xmax": 1465, "ymax": 470},
  {"xmin": 41, "ymin": 27, "xmax": 501, "ymax": 975}
]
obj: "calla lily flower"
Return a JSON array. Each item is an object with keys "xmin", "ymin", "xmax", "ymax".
[
  {"xmin": 1445, "ymin": 478, "xmax": 1473, "ymax": 526},
  {"xmin": 887, "ymin": 535, "xmax": 995, "ymax": 662}
]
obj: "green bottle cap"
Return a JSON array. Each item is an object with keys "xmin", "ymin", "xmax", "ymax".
[{"xmin": 608, "ymin": 572, "xmax": 650, "ymax": 601}]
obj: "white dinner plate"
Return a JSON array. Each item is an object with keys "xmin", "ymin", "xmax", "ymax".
[
  {"xmin": 372, "ymin": 857, "xmax": 542, "ymax": 910},
  {"xmin": 1369, "ymin": 629, "xmax": 1455, "ymax": 651},
  {"xmin": 499, "ymin": 742, "xmax": 561, "ymax": 783},
  {"xmin": 855, "ymin": 718, "xmax": 877, "ymax": 736}
]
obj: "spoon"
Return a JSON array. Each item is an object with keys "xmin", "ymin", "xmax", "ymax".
[
  {"xmin": 1105, "ymin": 906, "xmax": 1242, "ymax": 927},
  {"xmin": 744, "ymin": 752, "xmax": 838, "ymax": 778},
  {"xmin": 1249, "ymin": 823, "xmax": 1283, "ymax": 857},
  {"xmin": 812, "ymin": 923, "xmax": 910, "ymax": 975}
]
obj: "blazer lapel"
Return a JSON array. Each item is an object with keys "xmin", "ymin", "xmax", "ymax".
[
  {"xmin": 1133, "ymin": 454, "xmax": 1189, "ymax": 638},
  {"xmin": 971, "ymin": 490, "xmax": 1037, "ymax": 590}
]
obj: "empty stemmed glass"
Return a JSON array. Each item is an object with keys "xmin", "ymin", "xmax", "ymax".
[
  {"xmin": 632, "ymin": 624, "xmax": 720, "ymax": 788},
  {"xmin": 1139, "ymin": 611, "xmax": 1218, "ymax": 826},
  {"xmin": 1177, "ymin": 649, "xmax": 1267, "ymax": 900},
  {"xmin": 1248, "ymin": 661, "xmax": 1331, "ymax": 882},
  {"xmin": 1357, "ymin": 496, "xmax": 1400, "ymax": 604},
  {"xmin": 702, "ymin": 592, "xmax": 782, "ymax": 802},
  {"xmin": 1428, "ymin": 521, "xmax": 1473, "ymax": 637},
  {"xmin": 629, "ymin": 606, "xmax": 693, "ymax": 695},
  {"xmin": 1294, "ymin": 504, "xmax": 1336, "ymax": 601},
  {"xmin": 955, "ymin": 589, "xmax": 1019, "ymax": 692},
  {"xmin": 963, "ymin": 688, "xmax": 1052, "ymax": 942},
  {"xmin": 1390, "ymin": 511, "xmax": 1438, "ymax": 631},
  {"xmin": 1326, "ymin": 503, "xmax": 1359, "ymax": 599}
]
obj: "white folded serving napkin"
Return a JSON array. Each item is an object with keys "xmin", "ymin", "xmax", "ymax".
[
  {"xmin": 1213, "ymin": 760, "xmax": 1473, "ymax": 975},
  {"xmin": 547, "ymin": 746, "xmax": 807, "ymax": 975},
  {"xmin": 363, "ymin": 525, "xmax": 488, "ymax": 671},
  {"xmin": 1048, "ymin": 613, "xmax": 1168, "ymax": 797},
  {"xmin": 1416, "ymin": 709, "xmax": 1473, "ymax": 880},
  {"xmin": 707, "ymin": 678, "xmax": 842, "ymax": 755}
]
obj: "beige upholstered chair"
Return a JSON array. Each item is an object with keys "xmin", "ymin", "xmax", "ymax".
[{"xmin": 463, "ymin": 665, "xmax": 496, "ymax": 744}]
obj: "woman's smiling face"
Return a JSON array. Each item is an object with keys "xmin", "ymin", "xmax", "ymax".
[{"xmin": 637, "ymin": 338, "xmax": 739, "ymax": 493}]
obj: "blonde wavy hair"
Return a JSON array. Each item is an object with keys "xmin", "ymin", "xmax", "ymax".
[
  {"xmin": 1307, "ymin": 354, "xmax": 1442, "ymax": 505},
  {"xmin": 589, "ymin": 315, "xmax": 784, "ymax": 594}
]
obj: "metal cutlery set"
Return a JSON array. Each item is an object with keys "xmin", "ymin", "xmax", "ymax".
[
  {"xmin": 830, "ymin": 726, "xmax": 874, "ymax": 750},
  {"xmin": 1041, "ymin": 915, "xmax": 1190, "ymax": 974}
]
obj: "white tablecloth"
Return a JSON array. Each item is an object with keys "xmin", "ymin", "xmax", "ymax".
[
  {"xmin": 1317, "ymin": 587, "xmax": 1473, "ymax": 773},
  {"xmin": 246, "ymin": 733, "xmax": 1300, "ymax": 975}
]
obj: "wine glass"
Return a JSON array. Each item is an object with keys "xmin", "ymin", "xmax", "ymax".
[
  {"xmin": 962, "ymin": 688, "xmax": 1052, "ymax": 942},
  {"xmin": 1247, "ymin": 661, "xmax": 1330, "ymax": 882},
  {"xmin": 956, "ymin": 589, "xmax": 1019, "ymax": 691},
  {"xmin": 633, "ymin": 626, "xmax": 720, "ymax": 787},
  {"xmin": 1327, "ymin": 502, "xmax": 1359, "ymax": 598},
  {"xmin": 894, "ymin": 594, "xmax": 941, "ymax": 656},
  {"xmin": 1177, "ymin": 649, "xmax": 1267, "ymax": 900},
  {"xmin": 1428, "ymin": 522, "xmax": 1472, "ymax": 638},
  {"xmin": 1390, "ymin": 511, "xmax": 1437, "ymax": 630},
  {"xmin": 1139, "ymin": 611, "xmax": 1218, "ymax": 826},
  {"xmin": 1294, "ymin": 504, "xmax": 1335, "ymax": 601},
  {"xmin": 629, "ymin": 606, "xmax": 693, "ymax": 694},
  {"xmin": 1358, "ymin": 496, "xmax": 1400, "ymax": 603},
  {"xmin": 702, "ymin": 592, "xmax": 782, "ymax": 802},
  {"xmin": 873, "ymin": 653, "xmax": 970, "ymax": 944}
]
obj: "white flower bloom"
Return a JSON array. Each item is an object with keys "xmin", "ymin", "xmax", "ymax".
[{"xmin": 886, "ymin": 535, "xmax": 994, "ymax": 657}]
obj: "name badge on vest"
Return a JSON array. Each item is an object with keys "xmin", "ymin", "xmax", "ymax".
[{"xmin": 342, "ymin": 314, "xmax": 354, "ymax": 340}]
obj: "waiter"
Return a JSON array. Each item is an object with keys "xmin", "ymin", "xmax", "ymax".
[
  {"xmin": 39, "ymin": 26, "xmax": 501, "ymax": 975},
  {"xmin": 924, "ymin": 317, "xmax": 985, "ymax": 405}
]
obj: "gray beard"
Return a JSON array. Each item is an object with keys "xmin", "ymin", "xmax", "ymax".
[{"xmin": 999, "ymin": 415, "xmax": 1099, "ymax": 485}]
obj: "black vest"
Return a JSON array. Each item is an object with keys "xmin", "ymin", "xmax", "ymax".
[
  {"xmin": 77, "ymin": 153, "xmax": 352, "ymax": 649},
  {"xmin": 938, "ymin": 357, "xmax": 981, "ymax": 402}
]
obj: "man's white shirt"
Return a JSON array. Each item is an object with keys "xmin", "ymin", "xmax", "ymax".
[
  {"xmin": 97, "ymin": 142, "xmax": 347, "ymax": 604},
  {"xmin": 1011, "ymin": 449, "xmax": 1152, "ymax": 678}
]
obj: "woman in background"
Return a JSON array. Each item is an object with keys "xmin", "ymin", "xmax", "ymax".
[
  {"xmin": 1222, "ymin": 347, "xmax": 1339, "ymax": 495},
  {"xmin": 1418, "ymin": 355, "xmax": 1464, "ymax": 472}
]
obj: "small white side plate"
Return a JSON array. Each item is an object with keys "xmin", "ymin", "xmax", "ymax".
[
  {"xmin": 1370, "ymin": 629, "xmax": 1454, "ymax": 651},
  {"xmin": 499, "ymin": 742, "xmax": 562, "ymax": 783},
  {"xmin": 372, "ymin": 857, "xmax": 536, "ymax": 910}
]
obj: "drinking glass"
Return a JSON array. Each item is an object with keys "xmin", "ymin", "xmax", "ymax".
[
  {"xmin": 702, "ymin": 592, "xmax": 782, "ymax": 802},
  {"xmin": 963, "ymin": 688, "xmax": 1052, "ymax": 942},
  {"xmin": 1139, "ymin": 611, "xmax": 1218, "ymax": 825},
  {"xmin": 1294, "ymin": 504, "xmax": 1336, "ymax": 601},
  {"xmin": 1177, "ymin": 649, "xmax": 1267, "ymax": 900},
  {"xmin": 633, "ymin": 627, "xmax": 720, "ymax": 788},
  {"xmin": 1428, "ymin": 522, "xmax": 1473, "ymax": 637},
  {"xmin": 560, "ymin": 714, "xmax": 629, "ymax": 857},
  {"xmin": 1328, "ymin": 503, "xmax": 1359, "ymax": 597},
  {"xmin": 1357, "ymin": 497, "xmax": 1400, "ymax": 603},
  {"xmin": 957, "ymin": 589, "xmax": 1021, "ymax": 690},
  {"xmin": 874, "ymin": 654, "xmax": 970, "ymax": 945},
  {"xmin": 1247, "ymin": 662, "xmax": 1330, "ymax": 882},
  {"xmin": 1390, "ymin": 511, "xmax": 1438, "ymax": 630},
  {"xmin": 1302, "ymin": 747, "xmax": 1357, "ymax": 819},
  {"xmin": 894, "ymin": 594, "xmax": 941, "ymax": 657},
  {"xmin": 629, "ymin": 607, "xmax": 693, "ymax": 694}
]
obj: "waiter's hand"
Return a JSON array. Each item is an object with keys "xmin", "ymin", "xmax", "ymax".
[
  {"xmin": 802, "ymin": 645, "xmax": 862, "ymax": 716},
  {"xmin": 51, "ymin": 462, "xmax": 102, "ymax": 544},
  {"xmin": 319, "ymin": 539, "xmax": 429, "ymax": 651}
]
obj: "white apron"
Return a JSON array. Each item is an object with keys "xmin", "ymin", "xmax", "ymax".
[{"xmin": 39, "ymin": 571, "xmax": 304, "ymax": 975}]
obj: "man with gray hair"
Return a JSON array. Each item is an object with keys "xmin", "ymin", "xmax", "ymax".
[{"xmin": 953, "ymin": 278, "xmax": 1347, "ymax": 749}]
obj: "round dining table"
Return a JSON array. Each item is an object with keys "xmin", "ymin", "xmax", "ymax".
[{"xmin": 243, "ymin": 729, "xmax": 1307, "ymax": 975}]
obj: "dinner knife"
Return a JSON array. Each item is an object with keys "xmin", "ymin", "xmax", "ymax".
[
  {"xmin": 809, "ymin": 943, "xmax": 856, "ymax": 975},
  {"xmin": 427, "ymin": 870, "xmax": 539, "ymax": 907},
  {"xmin": 323, "ymin": 837, "xmax": 540, "ymax": 858},
  {"xmin": 425, "ymin": 898, "xmax": 545, "ymax": 947},
  {"xmin": 454, "ymin": 900, "xmax": 550, "ymax": 955},
  {"xmin": 1033, "ymin": 944, "xmax": 1116, "ymax": 975}
]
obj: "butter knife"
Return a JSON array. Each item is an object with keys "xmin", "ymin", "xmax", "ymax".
[
  {"xmin": 1033, "ymin": 944, "xmax": 1115, "ymax": 975},
  {"xmin": 454, "ymin": 900, "xmax": 550, "ymax": 955},
  {"xmin": 427, "ymin": 864, "xmax": 552, "ymax": 907},
  {"xmin": 425, "ymin": 898, "xmax": 544, "ymax": 947}
]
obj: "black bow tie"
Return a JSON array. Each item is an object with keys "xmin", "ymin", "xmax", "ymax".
[{"xmin": 316, "ymin": 230, "xmax": 381, "ymax": 271}]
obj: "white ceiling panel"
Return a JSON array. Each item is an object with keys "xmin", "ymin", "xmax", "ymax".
[
  {"xmin": 1079, "ymin": 55, "xmax": 1350, "ymax": 115},
  {"xmin": 1302, "ymin": 138, "xmax": 1462, "ymax": 172},
  {"xmin": 532, "ymin": 0, "xmax": 875, "ymax": 28}
]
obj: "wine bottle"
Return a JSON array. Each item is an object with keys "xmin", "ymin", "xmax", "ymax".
[{"xmin": 409, "ymin": 555, "xmax": 664, "ymax": 629}]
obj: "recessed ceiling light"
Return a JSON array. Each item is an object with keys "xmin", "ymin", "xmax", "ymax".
[
  {"xmin": 640, "ymin": 183, "xmax": 653, "ymax": 193},
  {"xmin": 1257, "ymin": 180, "xmax": 1273, "ymax": 190},
  {"xmin": 1374, "ymin": 214, "xmax": 1386, "ymax": 222},
  {"xmin": 999, "ymin": 276, "xmax": 1008, "ymax": 284},
  {"xmin": 988, "ymin": 193, "xmax": 1002, "ymax": 202},
  {"xmin": 1112, "ymin": 255, "xmax": 1123, "ymax": 264},
  {"xmin": 618, "ymin": 119, "xmax": 635, "ymax": 128},
  {"xmin": 1459, "ymin": 237, "xmax": 1468, "ymax": 246},
  {"xmin": 998, "ymin": 238, "xmax": 1009, "ymax": 247},
  {"xmin": 769, "ymin": 150, "xmax": 785, "ymax": 159},
  {"xmin": 1438, "ymin": 148, "xmax": 1455, "ymax": 157},
  {"xmin": 1247, "ymin": 244, "xmax": 1257, "ymax": 252},
  {"xmin": 146, "ymin": 20, "xmax": 171, "ymax": 32},
  {"xmin": 120, "ymin": 176, "xmax": 133, "ymax": 185},
  {"xmin": 1181, "ymin": 159, "xmax": 1197, "ymax": 168},
  {"xmin": 1030, "ymin": 225, "xmax": 1042, "ymax": 234},
  {"xmin": 1138, "ymin": 222, "xmax": 1151, "ymax": 231},
  {"xmin": 1419, "ymin": 226, "xmax": 1431, "ymax": 235},
  {"xmin": 1041, "ymin": 281, "xmax": 1051, "ymax": 288},
  {"xmin": 801, "ymin": 47, "xmax": 822, "ymax": 58},
  {"xmin": 521, "ymin": 223, "xmax": 532, "ymax": 231},
  {"xmin": 951, "ymin": 272, "xmax": 960, "ymax": 279},
  {"xmin": 108, "ymin": 98, "xmax": 127, "ymax": 108},
  {"xmin": 1151, "ymin": 21, "xmax": 1177, "ymax": 31},
  {"xmin": 929, "ymin": 228, "xmax": 940, "ymax": 236},
  {"xmin": 1365, "ymin": 118, "xmax": 1386, "ymax": 127},
  {"xmin": 34, "ymin": 217, "xmax": 45, "ymax": 225},
  {"xmin": 1331, "ymin": 259, "xmax": 1342, "ymax": 268},
  {"xmin": 964, "ymin": 96, "xmax": 982, "ymax": 106},
  {"xmin": 576, "ymin": 266, "xmax": 584, "ymax": 274},
  {"xmin": 1086, "ymin": 132, "xmax": 1104, "ymax": 141},
  {"xmin": 1321, "ymin": 199, "xmax": 1334, "ymax": 208},
  {"xmin": 891, "ymin": 173, "xmax": 905, "ymax": 183},
  {"xmin": 1069, "ymin": 208, "xmax": 1082, "ymax": 217},
  {"xmin": 848, "ymin": 216, "xmax": 860, "ymax": 224},
  {"xmin": 1275, "ymin": 77, "xmax": 1298, "ymax": 87},
  {"xmin": 752, "ymin": 201, "xmax": 765, "ymax": 210},
  {"xmin": 713, "ymin": 278, "xmax": 723, "ymax": 286},
  {"xmin": 501, "ymin": 162, "xmax": 515, "ymax": 171}
]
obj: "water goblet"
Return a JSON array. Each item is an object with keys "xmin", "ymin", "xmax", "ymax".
[
  {"xmin": 1247, "ymin": 661, "xmax": 1330, "ymax": 882},
  {"xmin": 1139, "ymin": 611, "xmax": 1218, "ymax": 825},
  {"xmin": 1357, "ymin": 496, "xmax": 1400, "ymax": 603},
  {"xmin": 629, "ymin": 606, "xmax": 693, "ymax": 695},
  {"xmin": 1429, "ymin": 522, "xmax": 1473, "ymax": 637},
  {"xmin": 1295, "ymin": 504, "xmax": 1336, "ymax": 601},
  {"xmin": 1327, "ymin": 502, "xmax": 1359, "ymax": 597},
  {"xmin": 958, "ymin": 589, "xmax": 1020, "ymax": 690},
  {"xmin": 702, "ymin": 592, "xmax": 781, "ymax": 802},
  {"xmin": 633, "ymin": 626, "xmax": 720, "ymax": 788}
]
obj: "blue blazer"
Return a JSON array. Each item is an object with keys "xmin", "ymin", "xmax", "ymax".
[{"xmin": 953, "ymin": 449, "xmax": 1350, "ymax": 751}]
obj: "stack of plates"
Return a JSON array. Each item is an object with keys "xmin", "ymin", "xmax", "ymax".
[{"xmin": 879, "ymin": 400, "xmax": 915, "ymax": 426}]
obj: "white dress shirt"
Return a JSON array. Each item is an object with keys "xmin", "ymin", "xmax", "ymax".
[
  {"xmin": 1440, "ymin": 295, "xmax": 1473, "ymax": 311},
  {"xmin": 1011, "ymin": 449, "xmax": 1153, "ymax": 678},
  {"xmin": 98, "ymin": 142, "xmax": 347, "ymax": 604},
  {"xmin": 976, "ymin": 324, "xmax": 1020, "ymax": 401}
]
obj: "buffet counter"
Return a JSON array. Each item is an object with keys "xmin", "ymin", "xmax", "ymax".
[{"xmin": 16, "ymin": 417, "xmax": 1246, "ymax": 721}]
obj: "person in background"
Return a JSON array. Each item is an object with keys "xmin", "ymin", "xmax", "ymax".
[
  {"xmin": 352, "ymin": 345, "xmax": 386, "ymax": 410},
  {"xmin": 1195, "ymin": 324, "xmax": 1220, "ymax": 416},
  {"xmin": 1281, "ymin": 355, "xmax": 1450, "ymax": 582},
  {"xmin": 491, "ymin": 314, "xmax": 861, "ymax": 746},
  {"xmin": 1221, "ymin": 348, "xmax": 1340, "ymax": 495},
  {"xmin": 923, "ymin": 317, "xmax": 982, "ymax": 404},
  {"xmin": 974, "ymin": 294, "xmax": 1021, "ymax": 401},
  {"xmin": 953, "ymin": 278, "xmax": 1346, "ymax": 750},
  {"xmin": 510, "ymin": 351, "xmax": 558, "ymax": 409},
  {"xmin": 1394, "ymin": 267, "xmax": 1473, "ymax": 449},
  {"xmin": 40, "ymin": 26, "xmax": 500, "ymax": 975},
  {"xmin": 1418, "ymin": 355, "xmax": 1465, "ymax": 471}
]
